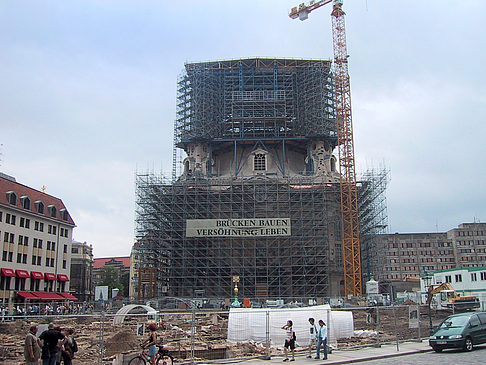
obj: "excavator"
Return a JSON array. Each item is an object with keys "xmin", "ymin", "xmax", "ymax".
[{"xmin": 426, "ymin": 283, "xmax": 480, "ymax": 311}]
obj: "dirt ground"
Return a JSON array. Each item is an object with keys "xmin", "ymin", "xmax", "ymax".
[{"xmin": 0, "ymin": 306, "xmax": 451, "ymax": 364}]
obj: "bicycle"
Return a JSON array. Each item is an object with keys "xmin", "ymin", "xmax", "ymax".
[{"xmin": 128, "ymin": 345, "xmax": 174, "ymax": 365}]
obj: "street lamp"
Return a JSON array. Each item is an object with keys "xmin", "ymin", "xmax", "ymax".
[{"xmin": 232, "ymin": 275, "xmax": 241, "ymax": 307}]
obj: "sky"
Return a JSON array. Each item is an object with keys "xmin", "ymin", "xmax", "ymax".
[{"xmin": 1, "ymin": 1, "xmax": 485, "ymax": 257}]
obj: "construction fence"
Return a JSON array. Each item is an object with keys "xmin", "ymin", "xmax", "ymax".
[{"xmin": 0, "ymin": 304, "xmax": 458, "ymax": 364}]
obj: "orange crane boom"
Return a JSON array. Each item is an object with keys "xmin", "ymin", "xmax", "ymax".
[{"xmin": 289, "ymin": 0, "xmax": 362, "ymax": 296}]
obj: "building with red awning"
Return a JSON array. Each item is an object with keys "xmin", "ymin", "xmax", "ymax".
[{"xmin": 0, "ymin": 173, "xmax": 75, "ymax": 312}]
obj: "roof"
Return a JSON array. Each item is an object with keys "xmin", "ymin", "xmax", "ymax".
[
  {"xmin": 94, "ymin": 257, "xmax": 130, "ymax": 269},
  {"xmin": 0, "ymin": 175, "xmax": 75, "ymax": 225},
  {"xmin": 432, "ymin": 266, "xmax": 486, "ymax": 274}
]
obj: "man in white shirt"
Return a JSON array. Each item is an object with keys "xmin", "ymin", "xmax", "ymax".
[{"xmin": 315, "ymin": 319, "xmax": 328, "ymax": 360}]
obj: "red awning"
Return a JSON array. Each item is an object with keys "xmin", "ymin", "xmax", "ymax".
[
  {"xmin": 44, "ymin": 273, "xmax": 56, "ymax": 281},
  {"xmin": 31, "ymin": 292, "xmax": 64, "ymax": 301},
  {"xmin": 16, "ymin": 270, "xmax": 30, "ymax": 278},
  {"xmin": 17, "ymin": 291, "xmax": 39, "ymax": 299},
  {"xmin": 1, "ymin": 268, "xmax": 15, "ymax": 277},
  {"xmin": 60, "ymin": 293, "xmax": 78, "ymax": 301},
  {"xmin": 57, "ymin": 274, "xmax": 69, "ymax": 282},
  {"xmin": 31, "ymin": 271, "xmax": 44, "ymax": 279}
]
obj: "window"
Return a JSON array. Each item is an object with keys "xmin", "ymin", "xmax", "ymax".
[
  {"xmin": 24, "ymin": 219, "xmax": 30, "ymax": 229},
  {"xmin": 38, "ymin": 239, "xmax": 42, "ymax": 249},
  {"xmin": 60, "ymin": 209, "xmax": 69, "ymax": 221},
  {"xmin": 6, "ymin": 191, "xmax": 17, "ymax": 205},
  {"xmin": 20, "ymin": 196, "xmax": 30, "ymax": 210},
  {"xmin": 72, "ymin": 247, "xmax": 79, "ymax": 254},
  {"xmin": 35, "ymin": 201, "xmax": 44, "ymax": 214},
  {"xmin": 63, "ymin": 244, "xmax": 67, "ymax": 253},
  {"xmin": 481, "ymin": 272, "xmax": 486, "ymax": 281},
  {"xmin": 34, "ymin": 221, "xmax": 44, "ymax": 231},
  {"xmin": 477, "ymin": 313, "xmax": 486, "ymax": 325},
  {"xmin": 48, "ymin": 205, "xmax": 57, "ymax": 218},
  {"xmin": 469, "ymin": 315, "xmax": 480, "ymax": 327},
  {"xmin": 254, "ymin": 153, "xmax": 266, "ymax": 171},
  {"xmin": 46, "ymin": 241, "xmax": 51, "ymax": 250},
  {"xmin": 445, "ymin": 275, "xmax": 452, "ymax": 283},
  {"xmin": 0, "ymin": 211, "xmax": 2, "ymax": 222},
  {"xmin": 62, "ymin": 260, "xmax": 66, "ymax": 269},
  {"xmin": 471, "ymin": 273, "xmax": 477, "ymax": 281}
]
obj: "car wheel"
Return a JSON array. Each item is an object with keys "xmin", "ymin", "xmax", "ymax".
[
  {"xmin": 432, "ymin": 346, "xmax": 442, "ymax": 353},
  {"xmin": 463, "ymin": 337, "xmax": 473, "ymax": 352}
]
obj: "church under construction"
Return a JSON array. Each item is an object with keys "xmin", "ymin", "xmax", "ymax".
[{"xmin": 133, "ymin": 58, "xmax": 387, "ymax": 302}]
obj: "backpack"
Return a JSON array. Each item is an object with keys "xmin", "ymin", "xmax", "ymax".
[{"xmin": 72, "ymin": 337, "xmax": 78, "ymax": 353}]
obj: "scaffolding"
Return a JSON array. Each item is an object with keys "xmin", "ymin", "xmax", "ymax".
[
  {"xmin": 136, "ymin": 174, "xmax": 343, "ymax": 299},
  {"xmin": 357, "ymin": 167, "xmax": 389, "ymax": 282},
  {"xmin": 175, "ymin": 58, "xmax": 336, "ymax": 144},
  {"xmin": 135, "ymin": 58, "xmax": 388, "ymax": 300}
]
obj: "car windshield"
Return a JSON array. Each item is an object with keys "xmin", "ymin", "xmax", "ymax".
[{"xmin": 440, "ymin": 316, "xmax": 469, "ymax": 328}]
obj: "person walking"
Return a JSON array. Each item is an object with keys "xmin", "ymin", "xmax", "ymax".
[
  {"xmin": 25, "ymin": 324, "xmax": 41, "ymax": 365},
  {"xmin": 315, "ymin": 320, "xmax": 328, "ymax": 360},
  {"xmin": 39, "ymin": 323, "xmax": 65, "ymax": 365},
  {"xmin": 281, "ymin": 320, "xmax": 295, "ymax": 362},
  {"xmin": 307, "ymin": 318, "xmax": 318, "ymax": 358},
  {"xmin": 140, "ymin": 323, "xmax": 158, "ymax": 365}
]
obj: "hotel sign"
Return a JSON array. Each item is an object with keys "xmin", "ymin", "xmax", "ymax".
[{"xmin": 186, "ymin": 218, "xmax": 291, "ymax": 237}]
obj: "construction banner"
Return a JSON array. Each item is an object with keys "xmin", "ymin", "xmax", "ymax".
[{"xmin": 186, "ymin": 218, "xmax": 291, "ymax": 237}]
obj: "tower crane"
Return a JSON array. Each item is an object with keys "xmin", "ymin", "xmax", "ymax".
[{"xmin": 290, "ymin": 0, "xmax": 362, "ymax": 296}]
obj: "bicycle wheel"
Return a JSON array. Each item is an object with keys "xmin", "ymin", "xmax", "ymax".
[
  {"xmin": 128, "ymin": 355, "xmax": 147, "ymax": 365},
  {"xmin": 156, "ymin": 354, "xmax": 174, "ymax": 365}
]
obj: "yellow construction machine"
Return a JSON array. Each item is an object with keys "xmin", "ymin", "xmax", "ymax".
[{"xmin": 426, "ymin": 283, "xmax": 480, "ymax": 311}]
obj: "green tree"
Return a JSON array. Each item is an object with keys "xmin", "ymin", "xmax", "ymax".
[{"xmin": 100, "ymin": 266, "xmax": 124, "ymax": 295}]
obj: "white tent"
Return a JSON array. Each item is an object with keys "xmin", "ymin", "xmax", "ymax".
[
  {"xmin": 112, "ymin": 304, "xmax": 157, "ymax": 325},
  {"xmin": 227, "ymin": 305, "xmax": 353, "ymax": 347}
]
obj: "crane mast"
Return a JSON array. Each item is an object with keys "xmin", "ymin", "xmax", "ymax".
[{"xmin": 289, "ymin": 0, "xmax": 362, "ymax": 296}]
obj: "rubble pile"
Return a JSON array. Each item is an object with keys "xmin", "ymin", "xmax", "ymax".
[{"xmin": 0, "ymin": 307, "xmax": 450, "ymax": 364}]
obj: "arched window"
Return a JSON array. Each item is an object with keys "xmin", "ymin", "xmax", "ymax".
[
  {"xmin": 35, "ymin": 201, "xmax": 44, "ymax": 214},
  {"xmin": 6, "ymin": 191, "xmax": 17, "ymax": 205},
  {"xmin": 48, "ymin": 205, "xmax": 57, "ymax": 218},
  {"xmin": 254, "ymin": 153, "xmax": 266, "ymax": 171},
  {"xmin": 20, "ymin": 196, "xmax": 31, "ymax": 210}
]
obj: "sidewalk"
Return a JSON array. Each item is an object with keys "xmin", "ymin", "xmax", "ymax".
[{"xmin": 240, "ymin": 341, "xmax": 431, "ymax": 365}]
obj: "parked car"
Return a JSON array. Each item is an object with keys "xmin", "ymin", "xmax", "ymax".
[{"xmin": 429, "ymin": 311, "xmax": 486, "ymax": 352}]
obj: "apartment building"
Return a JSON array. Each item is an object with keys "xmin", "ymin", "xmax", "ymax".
[
  {"xmin": 0, "ymin": 173, "xmax": 76, "ymax": 310},
  {"xmin": 373, "ymin": 222, "xmax": 486, "ymax": 295},
  {"xmin": 70, "ymin": 240, "xmax": 94, "ymax": 302}
]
